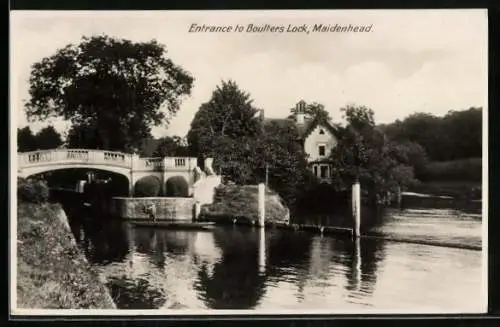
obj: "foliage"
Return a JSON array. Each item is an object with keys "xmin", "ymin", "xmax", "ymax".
[
  {"xmin": 417, "ymin": 157, "xmax": 482, "ymax": 182},
  {"xmin": 187, "ymin": 80, "xmax": 262, "ymax": 156},
  {"xmin": 25, "ymin": 35, "xmax": 194, "ymax": 152},
  {"xmin": 34, "ymin": 125, "xmax": 63, "ymax": 149},
  {"xmin": 165, "ymin": 176, "xmax": 189, "ymax": 197},
  {"xmin": 153, "ymin": 136, "xmax": 191, "ymax": 157},
  {"xmin": 329, "ymin": 105, "xmax": 418, "ymax": 203},
  {"xmin": 18, "ymin": 125, "xmax": 63, "ymax": 152},
  {"xmin": 17, "ymin": 177, "xmax": 50, "ymax": 204},
  {"xmin": 66, "ymin": 125, "xmax": 102, "ymax": 150},
  {"xmin": 18, "ymin": 126, "xmax": 38, "ymax": 152},
  {"xmin": 381, "ymin": 107, "xmax": 482, "ymax": 161},
  {"xmin": 187, "ymin": 80, "xmax": 313, "ymax": 207},
  {"xmin": 201, "ymin": 184, "xmax": 289, "ymax": 224},
  {"xmin": 288, "ymin": 101, "xmax": 332, "ymax": 122},
  {"xmin": 17, "ymin": 202, "xmax": 116, "ymax": 309},
  {"xmin": 134, "ymin": 176, "xmax": 161, "ymax": 197}
]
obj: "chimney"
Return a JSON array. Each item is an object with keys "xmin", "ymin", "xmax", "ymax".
[{"xmin": 295, "ymin": 100, "xmax": 306, "ymax": 124}]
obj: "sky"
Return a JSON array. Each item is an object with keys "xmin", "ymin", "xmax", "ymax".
[{"xmin": 10, "ymin": 10, "xmax": 487, "ymax": 139}]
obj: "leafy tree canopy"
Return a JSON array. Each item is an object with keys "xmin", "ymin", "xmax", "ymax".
[
  {"xmin": 25, "ymin": 35, "xmax": 194, "ymax": 152},
  {"xmin": 17, "ymin": 125, "xmax": 63, "ymax": 152},
  {"xmin": 288, "ymin": 101, "xmax": 332, "ymax": 122},
  {"xmin": 17, "ymin": 126, "xmax": 37, "ymax": 152},
  {"xmin": 35, "ymin": 125, "xmax": 63, "ymax": 150},
  {"xmin": 187, "ymin": 80, "xmax": 262, "ymax": 156},
  {"xmin": 381, "ymin": 107, "xmax": 482, "ymax": 161},
  {"xmin": 330, "ymin": 105, "xmax": 418, "ymax": 203},
  {"xmin": 153, "ymin": 136, "xmax": 191, "ymax": 157}
]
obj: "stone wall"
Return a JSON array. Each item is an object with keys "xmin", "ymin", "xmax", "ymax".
[{"xmin": 110, "ymin": 197, "xmax": 196, "ymax": 220}]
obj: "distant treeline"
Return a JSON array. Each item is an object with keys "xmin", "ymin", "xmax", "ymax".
[{"xmin": 380, "ymin": 107, "xmax": 482, "ymax": 162}]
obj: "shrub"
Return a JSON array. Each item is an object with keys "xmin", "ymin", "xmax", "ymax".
[
  {"xmin": 165, "ymin": 176, "xmax": 189, "ymax": 197},
  {"xmin": 18, "ymin": 177, "xmax": 50, "ymax": 204},
  {"xmin": 134, "ymin": 176, "xmax": 161, "ymax": 197},
  {"xmin": 417, "ymin": 158, "xmax": 482, "ymax": 182}
]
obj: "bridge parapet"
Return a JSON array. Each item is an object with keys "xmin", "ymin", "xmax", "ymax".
[
  {"xmin": 18, "ymin": 149, "xmax": 133, "ymax": 169},
  {"xmin": 18, "ymin": 149, "xmax": 208, "ymax": 175}
]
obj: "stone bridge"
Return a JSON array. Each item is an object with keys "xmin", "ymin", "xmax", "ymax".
[{"xmin": 17, "ymin": 148, "xmax": 219, "ymax": 198}]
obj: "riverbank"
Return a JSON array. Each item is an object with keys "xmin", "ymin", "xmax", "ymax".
[
  {"xmin": 16, "ymin": 202, "xmax": 116, "ymax": 309},
  {"xmin": 407, "ymin": 180, "xmax": 482, "ymax": 201},
  {"xmin": 199, "ymin": 184, "xmax": 290, "ymax": 224}
]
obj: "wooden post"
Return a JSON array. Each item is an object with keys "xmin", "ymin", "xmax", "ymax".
[
  {"xmin": 193, "ymin": 201, "xmax": 201, "ymax": 221},
  {"xmin": 265, "ymin": 164, "xmax": 269, "ymax": 187},
  {"xmin": 352, "ymin": 181, "xmax": 361, "ymax": 238},
  {"xmin": 258, "ymin": 183, "xmax": 265, "ymax": 227},
  {"xmin": 258, "ymin": 226, "xmax": 266, "ymax": 274},
  {"xmin": 353, "ymin": 236, "xmax": 361, "ymax": 290}
]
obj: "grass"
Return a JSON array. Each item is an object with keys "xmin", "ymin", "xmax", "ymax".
[
  {"xmin": 16, "ymin": 202, "xmax": 116, "ymax": 309},
  {"xmin": 408, "ymin": 180, "xmax": 482, "ymax": 200},
  {"xmin": 200, "ymin": 184, "xmax": 289, "ymax": 224}
]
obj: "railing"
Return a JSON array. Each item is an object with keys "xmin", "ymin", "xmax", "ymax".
[
  {"xmin": 137, "ymin": 157, "xmax": 163, "ymax": 170},
  {"xmin": 17, "ymin": 148, "xmax": 204, "ymax": 173}
]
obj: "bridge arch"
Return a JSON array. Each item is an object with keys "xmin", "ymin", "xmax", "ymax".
[
  {"xmin": 165, "ymin": 175, "xmax": 190, "ymax": 197},
  {"xmin": 19, "ymin": 164, "xmax": 132, "ymax": 183}
]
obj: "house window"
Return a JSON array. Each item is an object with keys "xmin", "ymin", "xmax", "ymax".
[
  {"xmin": 313, "ymin": 165, "xmax": 318, "ymax": 177},
  {"xmin": 320, "ymin": 165, "xmax": 329, "ymax": 179},
  {"xmin": 319, "ymin": 129, "xmax": 325, "ymax": 135},
  {"xmin": 318, "ymin": 145, "xmax": 326, "ymax": 156}
]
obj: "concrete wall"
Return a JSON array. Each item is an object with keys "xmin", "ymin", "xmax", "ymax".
[
  {"xmin": 110, "ymin": 197, "xmax": 196, "ymax": 221},
  {"xmin": 304, "ymin": 123, "xmax": 338, "ymax": 162},
  {"xmin": 193, "ymin": 175, "xmax": 222, "ymax": 205}
]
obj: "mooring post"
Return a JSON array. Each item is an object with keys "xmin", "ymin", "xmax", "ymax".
[
  {"xmin": 258, "ymin": 226, "xmax": 266, "ymax": 274},
  {"xmin": 193, "ymin": 201, "xmax": 201, "ymax": 221},
  {"xmin": 258, "ymin": 183, "xmax": 265, "ymax": 228},
  {"xmin": 352, "ymin": 181, "xmax": 361, "ymax": 238}
]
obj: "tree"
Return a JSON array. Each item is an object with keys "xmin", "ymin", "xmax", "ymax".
[
  {"xmin": 34, "ymin": 125, "xmax": 63, "ymax": 149},
  {"xmin": 66, "ymin": 124, "xmax": 101, "ymax": 149},
  {"xmin": 187, "ymin": 80, "xmax": 262, "ymax": 157},
  {"xmin": 25, "ymin": 35, "xmax": 194, "ymax": 152},
  {"xmin": 257, "ymin": 120, "xmax": 314, "ymax": 206},
  {"xmin": 288, "ymin": 101, "xmax": 332, "ymax": 121},
  {"xmin": 17, "ymin": 126, "xmax": 37, "ymax": 152},
  {"xmin": 330, "ymin": 105, "xmax": 418, "ymax": 205},
  {"xmin": 153, "ymin": 136, "xmax": 190, "ymax": 157},
  {"xmin": 380, "ymin": 107, "xmax": 482, "ymax": 161}
]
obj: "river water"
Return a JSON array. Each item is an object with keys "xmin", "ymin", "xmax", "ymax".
[{"xmin": 67, "ymin": 198, "xmax": 485, "ymax": 313}]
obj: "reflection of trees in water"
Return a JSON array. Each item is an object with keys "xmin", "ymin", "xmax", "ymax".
[
  {"xmin": 333, "ymin": 237, "xmax": 386, "ymax": 296},
  {"xmin": 106, "ymin": 275, "xmax": 166, "ymax": 309},
  {"xmin": 194, "ymin": 227, "xmax": 267, "ymax": 309},
  {"xmin": 64, "ymin": 205, "xmax": 130, "ymax": 265}
]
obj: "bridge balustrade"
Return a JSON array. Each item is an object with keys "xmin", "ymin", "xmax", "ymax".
[{"xmin": 17, "ymin": 149, "xmax": 202, "ymax": 173}]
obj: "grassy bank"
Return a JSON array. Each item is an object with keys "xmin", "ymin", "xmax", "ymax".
[
  {"xmin": 16, "ymin": 202, "xmax": 115, "ymax": 309},
  {"xmin": 200, "ymin": 184, "xmax": 289, "ymax": 224},
  {"xmin": 408, "ymin": 180, "xmax": 482, "ymax": 200}
]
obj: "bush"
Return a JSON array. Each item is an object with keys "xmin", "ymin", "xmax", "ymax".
[
  {"xmin": 165, "ymin": 176, "xmax": 189, "ymax": 197},
  {"xmin": 417, "ymin": 158, "xmax": 482, "ymax": 182},
  {"xmin": 18, "ymin": 177, "xmax": 50, "ymax": 204},
  {"xmin": 134, "ymin": 176, "xmax": 161, "ymax": 197}
]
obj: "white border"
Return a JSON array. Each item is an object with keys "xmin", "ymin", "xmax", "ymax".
[{"xmin": 9, "ymin": 9, "xmax": 489, "ymax": 317}]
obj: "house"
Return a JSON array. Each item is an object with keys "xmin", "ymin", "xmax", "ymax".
[{"xmin": 261, "ymin": 100, "xmax": 341, "ymax": 183}]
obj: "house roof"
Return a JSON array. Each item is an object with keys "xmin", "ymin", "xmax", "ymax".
[
  {"xmin": 260, "ymin": 111, "xmax": 341, "ymax": 140},
  {"xmin": 300, "ymin": 115, "xmax": 341, "ymax": 140}
]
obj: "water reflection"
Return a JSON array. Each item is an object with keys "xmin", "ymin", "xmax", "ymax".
[
  {"xmin": 194, "ymin": 227, "xmax": 267, "ymax": 309},
  {"xmin": 63, "ymin": 202, "xmax": 482, "ymax": 311}
]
